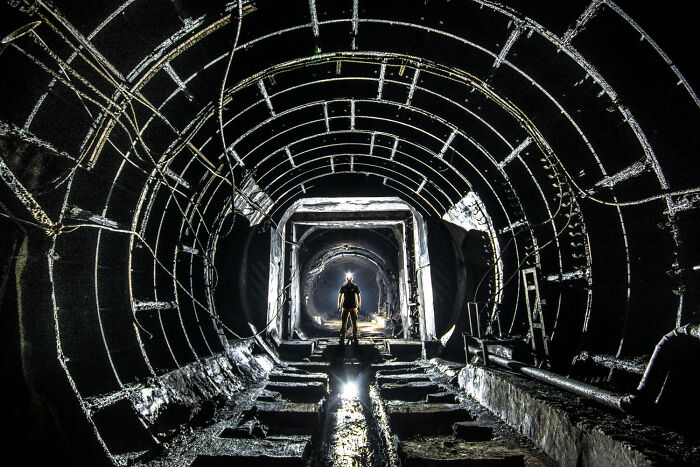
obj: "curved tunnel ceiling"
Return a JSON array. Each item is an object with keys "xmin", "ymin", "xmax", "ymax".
[{"xmin": 1, "ymin": 0, "xmax": 699, "ymax": 402}]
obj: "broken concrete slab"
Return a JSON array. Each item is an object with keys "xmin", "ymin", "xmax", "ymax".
[
  {"xmin": 255, "ymin": 391, "xmax": 280, "ymax": 403},
  {"xmin": 399, "ymin": 437, "xmax": 526, "ymax": 466},
  {"xmin": 426, "ymin": 392, "xmax": 459, "ymax": 404},
  {"xmin": 124, "ymin": 341, "xmax": 272, "ymax": 444},
  {"xmin": 219, "ymin": 420, "xmax": 267, "ymax": 439},
  {"xmin": 452, "ymin": 421, "xmax": 494, "ymax": 441},
  {"xmin": 380, "ymin": 381, "xmax": 445, "ymax": 401},
  {"xmin": 376, "ymin": 369, "xmax": 426, "ymax": 378},
  {"xmin": 277, "ymin": 340, "xmax": 315, "ymax": 360},
  {"xmin": 253, "ymin": 402, "xmax": 323, "ymax": 435},
  {"xmin": 286, "ymin": 361, "xmax": 330, "ymax": 374},
  {"xmin": 385, "ymin": 339, "xmax": 423, "ymax": 360},
  {"xmin": 268, "ymin": 371, "xmax": 328, "ymax": 384},
  {"xmin": 190, "ymin": 454, "xmax": 305, "ymax": 466},
  {"xmin": 387, "ymin": 403, "xmax": 474, "ymax": 436},
  {"xmin": 376, "ymin": 373, "xmax": 432, "ymax": 385},
  {"xmin": 263, "ymin": 381, "xmax": 327, "ymax": 402},
  {"xmin": 190, "ymin": 437, "xmax": 309, "ymax": 466},
  {"xmin": 321, "ymin": 342, "xmax": 385, "ymax": 362}
]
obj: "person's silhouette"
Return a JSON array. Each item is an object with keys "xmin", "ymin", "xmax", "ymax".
[{"xmin": 338, "ymin": 273, "xmax": 361, "ymax": 341}]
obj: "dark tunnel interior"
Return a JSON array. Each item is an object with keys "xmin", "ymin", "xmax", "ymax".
[
  {"xmin": 1, "ymin": 0, "xmax": 699, "ymax": 465},
  {"xmin": 296, "ymin": 227, "xmax": 399, "ymax": 336}
]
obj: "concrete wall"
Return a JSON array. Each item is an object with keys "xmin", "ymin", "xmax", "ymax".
[{"xmin": 458, "ymin": 364, "xmax": 670, "ymax": 466}]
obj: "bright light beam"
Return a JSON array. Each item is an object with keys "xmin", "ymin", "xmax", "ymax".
[{"xmin": 342, "ymin": 381, "xmax": 358, "ymax": 399}]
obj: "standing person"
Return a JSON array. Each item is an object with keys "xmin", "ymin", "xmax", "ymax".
[{"xmin": 338, "ymin": 273, "xmax": 361, "ymax": 341}]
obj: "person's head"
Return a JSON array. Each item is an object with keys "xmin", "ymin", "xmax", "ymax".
[{"xmin": 345, "ymin": 272, "xmax": 353, "ymax": 283}]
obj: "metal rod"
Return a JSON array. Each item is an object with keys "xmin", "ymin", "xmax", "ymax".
[
  {"xmin": 467, "ymin": 345, "xmax": 624, "ymax": 411},
  {"xmin": 0, "ymin": 156, "xmax": 56, "ymax": 233},
  {"xmin": 34, "ymin": 0, "xmax": 126, "ymax": 81}
]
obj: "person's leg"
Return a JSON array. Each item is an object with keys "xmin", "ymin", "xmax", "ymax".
[
  {"xmin": 340, "ymin": 308, "xmax": 349, "ymax": 337},
  {"xmin": 350, "ymin": 308, "xmax": 358, "ymax": 338}
]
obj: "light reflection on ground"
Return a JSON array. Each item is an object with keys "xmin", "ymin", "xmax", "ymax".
[
  {"xmin": 330, "ymin": 392, "xmax": 371, "ymax": 467},
  {"xmin": 324, "ymin": 317, "xmax": 389, "ymax": 337}
]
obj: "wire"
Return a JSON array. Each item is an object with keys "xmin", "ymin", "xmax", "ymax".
[
  {"xmin": 60, "ymin": 222, "xmax": 246, "ymax": 339},
  {"xmin": 124, "ymin": 104, "xmax": 233, "ymax": 318},
  {"xmin": 0, "ymin": 209, "xmax": 53, "ymax": 232},
  {"xmin": 218, "ymin": 0, "xmax": 244, "ymax": 158},
  {"xmin": 471, "ymin": 234, "xmax": 516, "ymax": 302},
  {"xmin": 540, "ymin": 139, "xmax": 700, "ymax": 207},
  {"xmin": 471, "ymin": 183, "xmax": 568, "ymax": 303},
  {"xmin": 584, "ymin": 186, "xmax": 700, "ymax": 207},
  {"xmin": 213, "ymin": 0, "xmax": 244, "ymax": 240},
  {"xmin": 9, "ymin": 43, "xmax": 161, "ymax": 185},
  {"xmin": 475, "ymin": 198, "xmax": 578, "ymax": 334}
]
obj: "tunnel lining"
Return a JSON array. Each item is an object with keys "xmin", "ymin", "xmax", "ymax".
[
  {"xmin": 12, "ymin": 0, "xmax": 688, "ymax": 413},
  {"xmin": 1, "ymin": 0, "xmax": 700, "ymax": 463}
]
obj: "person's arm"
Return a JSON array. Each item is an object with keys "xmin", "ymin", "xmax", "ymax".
[
  {"xmin": 338, "ymin": 291, "xmax": 343, "ymax": 310},
  {"xmin": 356, "ymin": 291, "xmax": 361, "ymax": 310}
]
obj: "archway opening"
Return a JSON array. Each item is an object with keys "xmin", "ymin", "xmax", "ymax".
[{"xmin": 298, "ymin": 228, "xmax": 400, "ymax": 338}]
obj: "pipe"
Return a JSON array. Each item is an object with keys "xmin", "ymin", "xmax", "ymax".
[
  {"xmin": 633, "ymin": 324, "xmax": 700, "ymax": 402},
  {"xmin": 467, "ymin": 345, "xmax": 624, "ymax": 411},
  {"xmin": 573, "ymin": 351, "xmax": 645, "ymax": 375}
]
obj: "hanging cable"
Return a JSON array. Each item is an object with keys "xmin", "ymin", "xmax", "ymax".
[
  {"xmin": 471, "ymin": 182, "xmax": 568, "ymax": 304},
  {"xmin": 218, "ymin": 0, "xmax": 244, "ymax": 158},
  {"xmin": 539, "ymin": 139, "xmax": 700, "ymax": 208},
  {"xmin": 13, "ymin": 10, "xmax": 298, "ymax": 239},
  {"xmin": 59, "ymin": 222, "xmax": 245, "ymax": 339},
  {"xmin": 470, "ymin": 197, "xmax": 577, "ymax": 335},
  {"xmin": 0, "ymin": 209, "xmax": 54, "ymax": 233}
]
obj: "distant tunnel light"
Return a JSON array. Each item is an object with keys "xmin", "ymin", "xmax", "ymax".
[
  {"xmin": 694, "ymin": 265, "xmax": 700, "ymax": 271},
  {"xmin": 342, "ymin": 381, "xmax": 359, "ymax": 399}
]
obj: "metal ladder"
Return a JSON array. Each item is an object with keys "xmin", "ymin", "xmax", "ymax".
[
  {"xmin": 521, "ymin": 267, "xmax": 550, "ymax": 368},
  {"xmin": 467, "ymin": 301, "xmax": 483, "ymax": 338}
]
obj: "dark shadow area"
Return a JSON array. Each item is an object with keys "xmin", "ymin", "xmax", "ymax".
[{"xmin": 214, "ymin": 216, "xmax": 271, "ymax": 338}]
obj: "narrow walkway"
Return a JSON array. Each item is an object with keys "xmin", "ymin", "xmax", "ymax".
[{"xmin": 313, "ymin": 340, "xmax": 395, "ymax": 466}]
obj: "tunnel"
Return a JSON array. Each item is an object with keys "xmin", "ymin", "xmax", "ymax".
[{"xmin": 1, "ymin": 0, "xmax": 699, "ymax": 465}]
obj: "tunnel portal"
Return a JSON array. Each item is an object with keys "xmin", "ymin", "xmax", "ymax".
[{"xmin": 297, "ymin": 227, "xmax": 398, "ymax": 338}]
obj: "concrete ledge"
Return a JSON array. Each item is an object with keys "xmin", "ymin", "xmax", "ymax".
[
  {"xmin": 129, "ymin": 342, "xmax": 273, "ymax": 442},
  {"xmin": 386, "ymin": 339, "xmax": 423, "ymax": 360},
  {"xmin": 278, "ymin": 340, "xmax": 315, "ymax": 360},
  {"xmin": 458, "ymin": 364, "xmax": 659, "ymax": 466}
]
